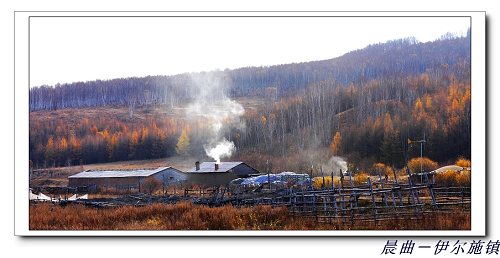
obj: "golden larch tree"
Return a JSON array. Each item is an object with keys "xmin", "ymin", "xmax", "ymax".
[
  {"xmin": 330, "ymin": 131, "xmax": 342, "ymax": 155},
  {"xmin": 175, "ymin": 128, "xmax": 190, "ymax": 156},
  {"xmin": 414, "ymin": 97, "xmax": 424, "ymax": 114}
]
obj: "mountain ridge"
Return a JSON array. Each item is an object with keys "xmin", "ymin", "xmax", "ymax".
[{"xmin": 29, "ymin": 34, "xmax": 470, "ymax": 112}]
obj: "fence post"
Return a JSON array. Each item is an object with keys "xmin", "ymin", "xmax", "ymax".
[
  {"xmin": 348, "ymin": 170, "xmax": 357, "ymax": 208},
  {"xmin": 323, "ymin": 195, "xmax": 327, "ymax": 217},
  {"xmin": 313, "ymin": 192, "xmax": 318, "ymax": 222},
  {"xmin": 405, "ymin": 166, "xmax": 422, "ymax": 215},
  {"xmin": 392, "ymin": 167, "xmax": 404, "ymax": 207},
  {"xmin": 461, "ymin": 187, "xmax": 465, "ymax": 208},
  {"xmin": 321, "ymin": 166, "xmax": 325, "ymax": 190},
  {"xmin": 424, "ymin": 172, "xmax": 437, "ymax": 208},
  {"xmin": 339, "ymin": 169, "xmax": 345, "ymax": 223},
  {"xmin": 377, "ymin": 169, "xmax": 389, "ymax": 209},
  {"xmin": 332, "ymin": 176, "xmax": 338, "ymax": 217},
  {"xmin": 367, "ymin": 177, "xmax": 378, "ymax": 224}
]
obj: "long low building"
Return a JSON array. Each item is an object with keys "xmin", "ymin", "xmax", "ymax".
[{"xmin": 68, "ymin": 167, "xmax": 187, "ymax": 191}]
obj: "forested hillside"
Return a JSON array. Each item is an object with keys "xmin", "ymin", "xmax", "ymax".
[
  {"xmin": 29, "ymin": 33, "xmax": 471, "ymax": 172},
  {"xmin": 29, "ymin": 35, "xmax": 469, "ymax": 111}
]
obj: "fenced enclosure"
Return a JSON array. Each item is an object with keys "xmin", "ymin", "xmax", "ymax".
[{"xmin": 224, "ymin": 170, "xmax": 471, "ymax": 225}]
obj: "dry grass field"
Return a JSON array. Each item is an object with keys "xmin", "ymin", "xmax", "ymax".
[{"xmin": 30, "ymin": 202, "xmax": 470, "ymax": 231}]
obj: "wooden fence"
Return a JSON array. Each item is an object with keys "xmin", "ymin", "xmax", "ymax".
[
  {"xmin": 47, "ymin": 169, "xmax": 471, "ymax": 225},
  {"xmin": 226, "ymin": 170, "xmax": 470, "ymax": 224}
]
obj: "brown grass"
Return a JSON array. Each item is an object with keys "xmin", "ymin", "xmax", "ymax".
[
  {"xmin": 434, "ymin": 170, "xmax": 471, "ymax": 187},
  {"xmin": 29, "ymin": 202, "xmax": 470, "ymax": 231}
]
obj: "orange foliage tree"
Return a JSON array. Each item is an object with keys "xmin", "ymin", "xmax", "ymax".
[{"xmin": 329, "ymin": 131, "xmax": 342, "ymax": 155}]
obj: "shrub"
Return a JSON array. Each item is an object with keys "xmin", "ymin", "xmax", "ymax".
[
  {"xmin": 455, "ymin": 170, "xmax": 471, "ymax": 186},
  {"xmin": 352, "ymin": 171, "xmax": 370, "ymax": 185},
  {"xmin": 434, "ymin": 170, "xmax": 457, "ymax": 187},
  {"xmin": 434, "ymin": 170, "xmax": 471, "ymax": 187},
  {"xmin": 312, "ymin": 172, "xmax": 372, "ymax": 188},
  {"xmin": 407, "ymin": 157, "xmax": 439, "ymax": 174},
  {"xmin": 371, "ymin": 163, "xmax": 394, "ymax": 177},
  {"xmin": 312, "ymin": 176, "xmax": 339, "ymax": 189},
  {"xmin": 456, "ymin": 157, "xmax": 471, "ymax": 168}
]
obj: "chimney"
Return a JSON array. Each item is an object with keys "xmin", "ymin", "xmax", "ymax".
[
  {"xmin": 215, "ymin": 163, "xmax": 219, "ymax": 171},
  {"xmin": 195, "ymin": 161, "xmax": 200, "ymax": 171}
]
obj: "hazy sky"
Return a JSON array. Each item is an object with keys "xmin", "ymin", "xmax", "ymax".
[{"xmin": 30, "ymin": 16, "xmax": 470, "ymax": 87}]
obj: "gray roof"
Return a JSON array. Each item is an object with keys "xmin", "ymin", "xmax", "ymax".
[
  {"xmin": 187, "ymin": 162, "xmax": 243, "ymax": 173},
  {"xmin": 433, "ymin": 165, "xmax": 464, "ymax": 173},
  {"xmin": 68, "ymin": 167, "xmax": 178, "ymax": 179}
]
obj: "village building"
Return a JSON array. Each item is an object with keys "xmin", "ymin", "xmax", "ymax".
[
  {"xmin": 186, "ymin": 161, "xmax": 260, "ymax": 186},
  {"xmin": 68, "ymin": 167, "xmax": 186, "ymax": 191}
]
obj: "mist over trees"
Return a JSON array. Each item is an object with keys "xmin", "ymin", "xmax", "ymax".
[{"xmin": 29, "ymin": 34, "xmax": 471, "ymax": 171}]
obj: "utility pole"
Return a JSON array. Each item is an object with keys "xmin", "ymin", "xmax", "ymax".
[
  {"xmin": 267, "ymin": 159, "xmax": 271, "ymax": 191},
  {"xmin": 408, "ymin": 133, "xmax": 426, "ymax": 183}
]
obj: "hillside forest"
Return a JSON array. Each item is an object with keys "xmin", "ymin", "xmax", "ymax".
[{"xmin": 29, "ymin": 33, "xmax": 471, "ymax": 174}]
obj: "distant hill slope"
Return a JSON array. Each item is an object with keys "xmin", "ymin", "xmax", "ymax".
[{"xmin": 29, "ymin": 34, "xmax": 470, "ymax": 111}]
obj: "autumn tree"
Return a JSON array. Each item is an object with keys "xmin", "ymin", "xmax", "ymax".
[
  {"xmin": 107, "ymin": 134, "xmax": 119, "ymax": 160},
  {"xmin": 57, "ymin": 137, "xmax": 69, "ymax": 166},
  {"xmin": 330, "ymin": 131, "xmax": 342, "ymax": 155},
  {"xmin": 175, "ymin": 129, "xmax": 190, "ymax": 156},
  {"xmin": 44, "ymin": 136, "xmax": 55, "ymax": 167},
  {"xmin": 129, "ymin": 130, "xmax": 139, "ymax": 159},
  {"xmin": 380, "ymin": 113, "xmax": 403, "ymax": 167},
  {"xmin": 69, "ymin": 134, "xmax": 82, "ymax": 164}
]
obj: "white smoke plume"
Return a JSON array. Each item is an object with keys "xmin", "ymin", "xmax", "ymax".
[
  {"xmin": 185, "ymin": 72, "xmax": 245, "ymax": 163},
  {"xmin": 324, "ymin": 156, "xmax": 348, "ymax": 176},
  {"xmin": 204, "ymin": 139, "xmax": 236, "ymax": 163}
]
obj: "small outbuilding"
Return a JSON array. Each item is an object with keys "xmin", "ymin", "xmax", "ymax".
[
  {"xmin": 186, "ymin": 162, "xmax": 260, "ymax": 186},
  {"xmin": 68, "ymin": 167, "xmax": 187, "ymax": 191}
]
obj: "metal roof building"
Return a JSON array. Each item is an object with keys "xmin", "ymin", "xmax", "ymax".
[
  {"xmin": 68, "ymin": 167, "xmax": 187, "ymax": 191},
  {"xmin": 186, "ymin": 162, "xmax": 260, "ymax": 186}
]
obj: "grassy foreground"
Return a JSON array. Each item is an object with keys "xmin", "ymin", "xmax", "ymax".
[{"xmin": 30, "ymin": 202, "xmax": 470, "ymax": 231}]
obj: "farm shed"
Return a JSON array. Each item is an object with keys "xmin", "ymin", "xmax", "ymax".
[
  {"xmin": 186, "ymin": 162, "xmax": 260, "ymax": 186},
  {"xmin": 68, "ymin": 167, "xmax": 187, "ymax": 191}
]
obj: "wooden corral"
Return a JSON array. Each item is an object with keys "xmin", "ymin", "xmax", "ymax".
[{"xmin": 227, "ymin": 169, "xmax": 471, "ymax": 225}]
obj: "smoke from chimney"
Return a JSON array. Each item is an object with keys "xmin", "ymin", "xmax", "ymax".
[
  {"xmin": 185, "ymin": 73, "xmax": 245, "ymax": 163},
  {"xmin": 326, "ymin": 156, "xmax": 348, "ymax": 176}
]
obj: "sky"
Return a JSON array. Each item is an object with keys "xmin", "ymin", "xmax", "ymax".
[{"xmin": 29, "ymin": 16, "xmax": 470, "ymax": 87}]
